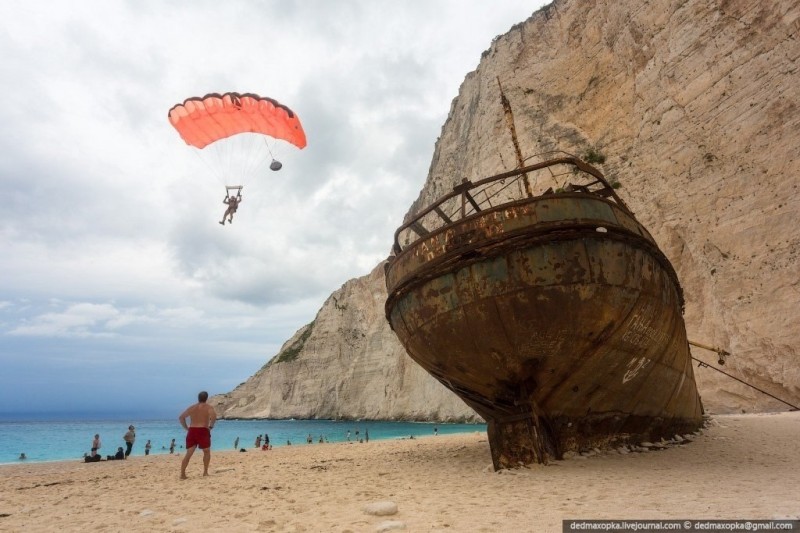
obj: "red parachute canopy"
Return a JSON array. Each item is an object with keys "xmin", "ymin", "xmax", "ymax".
[{"xmin": 168, "ymin": 92, "xmax": 306, "ymax": 150}]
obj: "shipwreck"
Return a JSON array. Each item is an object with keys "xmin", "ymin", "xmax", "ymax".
[{"xmin": 384, "ymin": 155, "xmax": 704, "ymax": 469}]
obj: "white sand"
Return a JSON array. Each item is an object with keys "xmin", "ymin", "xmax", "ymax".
[{"xmin": 1, "ymin": 412, "xmax": 798, "ymax": 532}]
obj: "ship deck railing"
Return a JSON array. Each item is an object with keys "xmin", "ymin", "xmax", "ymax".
[{"xmin": 392, "ymin": 154, "xmax": 628, "ymax": 255}]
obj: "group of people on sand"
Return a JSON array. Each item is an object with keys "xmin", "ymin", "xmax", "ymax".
[
  {"xmin": 84, "ymin": 425, "xmax": 140, "ymax": 462},
  {"xmin": 254, "ymin": 433, "xmax": 272, "ymax": 450},
  {"xmin": 78, "ymin": 390, "xmax": 218, "ymax": 479}
]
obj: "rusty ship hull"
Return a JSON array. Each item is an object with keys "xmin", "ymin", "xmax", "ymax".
[{"xmin": 385, "ymin": 157, "xmax": 703, "ymax": 469}]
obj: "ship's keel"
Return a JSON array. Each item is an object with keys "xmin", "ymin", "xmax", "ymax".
[
  {"xmin": 483, "ymin": 406, "xmax": 705, "ymax": 470},
  {"xmin": 486, "ymin": 411, "xmax": 560, "ymax": 469}
]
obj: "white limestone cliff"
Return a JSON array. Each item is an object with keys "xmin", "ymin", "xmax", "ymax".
[
  {"xmin": 213, "ymin": 0, "xmax": 800, "ymax": 418},
  {"xmin": 212, "ymin": 262, "xmax": 479, "ymax": 421}
]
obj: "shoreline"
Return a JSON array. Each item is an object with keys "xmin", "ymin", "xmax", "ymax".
[
  {"xmin": 0, "ymin": 431, "xmax": 452, "ymax": 469},
  {"xmin": 1, "ymin": 412, "xmax": 797, "ymax": 532},
  {"xmin": 0, "ymin": 418, "xmax": 484, "ymax": 466}
]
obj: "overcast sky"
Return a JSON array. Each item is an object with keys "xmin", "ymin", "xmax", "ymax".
[{"xmin": 0, "ymin": 0, "xmax": 546, "ymax": 419}]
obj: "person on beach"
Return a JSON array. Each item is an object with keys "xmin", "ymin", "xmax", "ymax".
[
  {"xmin": 107, "ymin": 447, "xmax": 125, "ymax": 460},
  {"xmin": 264, "ymin": 433, "xmax": 270, "ymax": 448},
  {"xmin": 178, "ymin": 390, "xmax": 217, "ymax": 480},
  {"xmin": 123, "ymin": 425, "xmax": 135, "ymax": 458},
  {"xmin": 18, "ymin": 453, "xmax": 26, "ymax": 460},
  {"xmin": 144, "ymin": 440, "xmax": 152, "ymax": 456},
  {"xmin": 169, "ymin": 439, "xmax": 176, "ymax": 454},
  {"xmin": 234, "ymin": 436, "xmax": 239, "ymax": 450},
  {"xmin": 255, "ymin": 435, "xmax": 262, "ymax": 448},
  {"xmin": 91, "ymin": 434, "xmax": 101, "ymax": 457}
]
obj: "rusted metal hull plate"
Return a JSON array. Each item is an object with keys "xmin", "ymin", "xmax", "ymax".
[{"xmin": 385, "ymin": 195, "xmax": 703, "ymax": 468}]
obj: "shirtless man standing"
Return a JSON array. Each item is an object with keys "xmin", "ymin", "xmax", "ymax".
[{"xmin": 178, "ymin": 391, "xmax": 217, "ymax": 479}]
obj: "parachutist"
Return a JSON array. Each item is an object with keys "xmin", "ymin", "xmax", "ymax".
[
  {"xmin": 168, "ymin": 93, "xmax": 306, "ymax": 221},
  {"xmin": 219, "ymin": 193, "xmax": 242, "ymax": 225}
]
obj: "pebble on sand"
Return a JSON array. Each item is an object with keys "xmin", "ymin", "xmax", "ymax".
[
  {"xmin": 363, "ymin": 501, "xmax": 398, "ymax": 516},
  {"xmin": 375, "ymin": 520, "xmax": 406, "ymax": 532}
]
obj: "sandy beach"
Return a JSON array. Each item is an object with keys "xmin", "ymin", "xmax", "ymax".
[{"xmin": 1, "ymin": 412, "xmax": 797, "ymax": 532}]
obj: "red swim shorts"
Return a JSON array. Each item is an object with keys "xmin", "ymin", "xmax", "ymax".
[{"xmin": 186, "ymin": 427, "xmax": 211, "ymax": 449}]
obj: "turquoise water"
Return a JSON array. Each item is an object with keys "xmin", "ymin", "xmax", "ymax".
[{"xmin": 0, "ymin": 418, "xmax": 486, "ymax": 465}]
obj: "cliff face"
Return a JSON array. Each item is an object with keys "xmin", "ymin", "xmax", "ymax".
[
  {"xmin": 213, "ymin": 0, "xmax": 800, "ymax": 419},
  {"xmin": 212, "ymin": 262, "xmax": 478, "ymax": 421}
]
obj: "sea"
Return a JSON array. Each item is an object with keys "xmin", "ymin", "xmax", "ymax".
[{"xmin": 0, "ymin": 418, "xmax": 486, "ymax": 465}]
